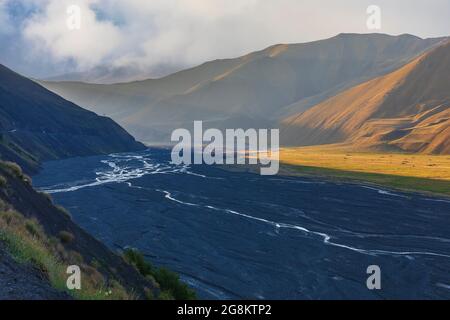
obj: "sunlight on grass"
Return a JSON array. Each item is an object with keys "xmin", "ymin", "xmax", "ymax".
[
  {"xmin": 0, "ymin": 210, "xmax": 134, "ymax": 300},
  {"xmin": 280, "ymin": 146, "xmax": 450, "ymax": 195}
]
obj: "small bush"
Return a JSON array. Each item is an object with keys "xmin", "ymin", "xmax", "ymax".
[
  {"xmin": 144, "ymin": 287, "xmax": 155, "ymax": 300},
  {"xmin": 58, "ymin": 230, "xmax": 75, "ymax": 244},
  {"xmin": 0, "ymin": 175, "xmax": 7, "ymax": 187},
  {"xmin": 68, "ymin": 250, "xmax": 84, "ymax": 265},
  {"xmin": 0, "ymin": 210, "xmax": 23, "ymax": 225},
  {"xmin": 123, "ymin": 248, "xmax": 196, "ymax": 300},
  {"xmin": 56, "ymin": 205, "xmax": 72, "ymax": 220},
  {"xmin": 82, "ymin": 264, "xmax": 105, "ymax": 288},
  {"xmin": 0, "ymin": 199, "xmax": 8, "ymax": 211},
  {"xmin": 39, "ymin": 192, "xmax": 53, "ymax": 203},
  {"xmin": 145, "ymin": 274, "xmax": 160, "ymax": 290},
  {"xmin": 22, "ymin": 174, "xmax": 32, "ymax": 185},
  {"xmin": 154, "ymin": 267, "xmax": 197, "ymax": 300},
  {"xmin": 53, "ymin": 241, "xmax": 69, "ymax": 260},
  {"xmin": 158, "ymin": 290, "xmax": 175, "ymax": 300},
  {"xmin": 91, "ymin": 258, "xmax": 101, "ymax": 269},
  {"xmin": 1, "ymin": 161, "xmax": 22, "ymax": 177},
  {"xmin": 0, "ymin": 161, "xmax": 31, "ymax": 184},
  {"xmin": 25, "ymin": 219, "xmax": 43, "ymax": 239},
  {"xmin": 123, "ymin": 248, "xmax": 153, "ymax": 275}
]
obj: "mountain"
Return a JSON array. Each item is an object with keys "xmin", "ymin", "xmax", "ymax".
[
  {"xmin": 0, "ymin": 64, "xmax": 145, "ymax": 173},
  {"xmin": 0, "ymin": 64, "xmax": 196, "ymax": 300},
  {"xmin": 0, "ymin": 65, "xmax": 158, "ymax": 299},
  {"xmin": 0, "ymin": 64, "xmax": 199, "ymax": 299},
  {"xmin": 44, "ymin": 64, "xmax": 183, "ymax": 85},
  {"xmin": 39, "ymin": 33, "xmax": 447, "ymax": 144},
  {"xmin": 281, "ymin": 41, "xmax": 450, "ymax": 154}
]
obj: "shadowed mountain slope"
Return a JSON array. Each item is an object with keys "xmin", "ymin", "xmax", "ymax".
[
  {"xmin": 281, "ymin": 42, "xmax": 450, "ymax": 154},
  {"xmin": 0, "ymin": 65, "xmax": 159, "ymax": 299},
  {"xmin": 0, "ymin": 64, "xmax": 145, "ymax": 173}
]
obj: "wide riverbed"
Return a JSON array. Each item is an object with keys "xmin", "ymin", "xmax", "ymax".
[{"xmin": 33, "ymin": 148, "xmax": 450, "ymax": 299}]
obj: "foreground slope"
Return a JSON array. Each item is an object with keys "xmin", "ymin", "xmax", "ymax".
[
  {"xmin": 0, "ymin": 243, "xmax": 71, "ymax": 300},
  {"xmin": 281, "ymin": 42, "xmax": 450, "ymax": 154},
  {"xmin": 0, "ymin": 64, "xmax": 145, "ymax": 173},
  {"xmin": 0, "ymin": 65, "xmax": 154, "ymax": 299},
  {"xmin": 0, "ymin": 162, "xmax": 157, "ymax": 299},
  {"xmin": 39, "ymin": 34, "xmax": 446, "ymax": 143}
]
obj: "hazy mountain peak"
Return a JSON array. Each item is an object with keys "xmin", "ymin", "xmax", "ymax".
[{"xmin": 39, "ymin": 33, "xmax": 447, "ymax": 145}]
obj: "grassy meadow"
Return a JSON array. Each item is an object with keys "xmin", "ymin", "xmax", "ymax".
[{"xmin": 279, "ymin": 146, "xmax": 450, "ymax": 196}]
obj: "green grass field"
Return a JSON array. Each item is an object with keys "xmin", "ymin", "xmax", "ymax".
[{"xmin": 280, "ymin": 146, "xmax": 450, "ymax": 196}]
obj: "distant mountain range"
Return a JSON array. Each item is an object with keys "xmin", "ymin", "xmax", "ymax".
[
  {"xmin": 281, "ymin": 42, "xmax": 450, "ymax": 154},
  {"xmin": 39, "ymin": 33, "xmax": 446, "ymax": 145},
  {"xmin": 38, "ymin": 33, "xmax": 449, "ymax": 155},
  {"xmin": 0, "ymin": 64, "xmax": 145, "ymax": 173},
  {"xmin": 44, "ymin": 64, "xmax": 184, "ymax": 85}
]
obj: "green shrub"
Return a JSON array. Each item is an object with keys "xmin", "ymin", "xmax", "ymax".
[
  {"xmin": 69, "ymin": 250, "xmax": 84, "ymax": 265},
  {"xmin": 91, "ymin": 258, "xmax": 102, "ymax": 269},
  {"xmin": 123, "ymin": 248, "xmax": 153, "ymax": 275},
  {"xmin": 123, "ymin": 248, "xmax": 196, "ymax": 300},
  {"xmin": 0, "ymin": 210, "xmax": 134, "ymax": 300},
  {"xmin": 58, "ymin": 230, "xmax": 75, "ymax": 244},
  {"xmin": 81, "ymin": 264, "xmax": 104, "ymax": 288},
  {"xmin": 39, "ymin": 192, "xmax": 53, "ymax": 203},
  {"xmin": 144, "ymin": 287, "xmax": 155, "ymax": 300},
  {"xmin": 56, "ymin": 205, "xmax": 72, "ymax": 220},
  {"xmin": 0, "ymin": 161, "xmax": 31, "ymax": 184},
  {"xmin": 158, "ymin": 290, "xmax": 175, "ymax": 300},
  {"xmin": 145, "ymin": 274, "xmax": 160, "ymax": 290},
  {"xmin": 24, "ymin": 219, "xmax": 43, "ymax": 239},
  {"xmin": 154, "ymin": 267, "xmax": 197, "ymax": 300},
  {"xmin": 0, "ymin": 199, "xmax": 7, "ymax": 211},
  {"xmin": 22, "ymin": 174, "xmax": 32, "ymax": 185},
  {"xmin": 0, "ymin": 210, "xmax": 22, "ymax": 225},
  {"xmin": 0, "ymin": 175, "xmax": 6, "ymax": 187},
  {"xmin": 1, "ymin": 161, "xmax": 22, "ymax": 177}
]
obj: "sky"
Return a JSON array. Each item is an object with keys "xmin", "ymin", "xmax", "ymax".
[{"xmin": 0, "ymin": 0, "xmax": 449, "ymax": 79}]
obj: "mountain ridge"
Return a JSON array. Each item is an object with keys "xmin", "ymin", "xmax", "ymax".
[
  {"xmin": 0, "ymin": 64, "xmax": 145, "ymax": 173},
  {"xmin": 0, "ymin": 64, "xmax": 160, "ymax": 299},
  {"xmin": 281, "ymin": 41, "xmax": 450, "ymax": 154},
  {"xmin": 38, "ymin": 33, "xmax": 447, "ymax": 144}
]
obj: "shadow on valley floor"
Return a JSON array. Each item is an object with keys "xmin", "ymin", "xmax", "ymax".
[{"xmin": 281, "ymin": 164, "xmax": 450, "ymax": 197}]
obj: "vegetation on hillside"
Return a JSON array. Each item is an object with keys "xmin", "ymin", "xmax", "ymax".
[
  {"xmin": 0, "ymin": 204, "xmax": 133, "ymax": 300},
  {"xmin": 123, "ymin": 248, "xmax": 197, "ymax": 300},
  {"xmin": 0, "ymin": 161, "xmax": 32, "ymax": 185},
  {"xmin": 0, "ymin": 160, "xmax": 196, "ymax": 300}
]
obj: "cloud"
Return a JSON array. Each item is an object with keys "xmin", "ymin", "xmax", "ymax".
[
  {"xmin": 2, "ymin": 0, "xmax": 450, "ymax": 77},
  {"xmin": 0, "ymin": 0, "xmax": 13, "ymax": 34},
  {"xmin": 52, "ymin": 0, "xmax": 365, "ymax": 70},
  {"xmin": 15, "ymin": 0, "xmax": 368, "ymax": 72},
  {"xmin": 23, "ymin": 0, "xmax": 122, "ymax": 69}
]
